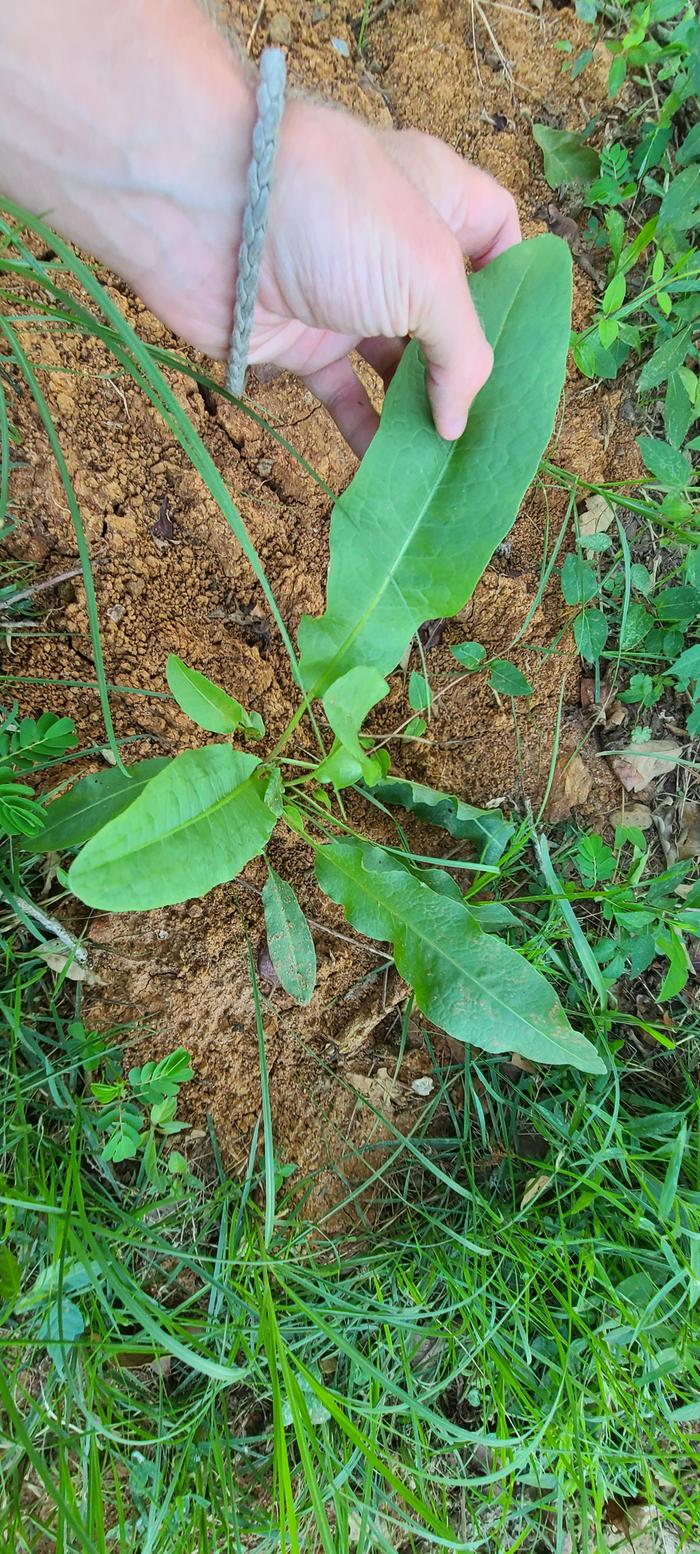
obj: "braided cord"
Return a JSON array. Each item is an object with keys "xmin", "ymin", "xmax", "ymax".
[{"xmin": 226, "ymin": 47, "xmax": 287, "ymax": 396}]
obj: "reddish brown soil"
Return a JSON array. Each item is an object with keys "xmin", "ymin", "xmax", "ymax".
[{"xmin": 3, "ymin": 0, "xmax": 639, "ymax": 1209}]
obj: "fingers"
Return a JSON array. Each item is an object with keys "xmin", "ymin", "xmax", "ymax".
[
  {"xmin": 303, "ymin": 355, "xmax": 379, "ymax": 457},
  {"xmin": 384, "ymin": 129, "xmax": 521, "ymax": 266},
  {"xmin": 410, "ymin": 233, "xmax": 494, "ymax": 441}
]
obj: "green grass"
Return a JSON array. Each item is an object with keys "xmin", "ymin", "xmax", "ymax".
[
  {"xmin": 1, "ymin": 1, "xmax": 700, "ymax": 1540},
  {"xmin": 2, "ymin": 810, "xmax": 699, "ymax": 1552}
]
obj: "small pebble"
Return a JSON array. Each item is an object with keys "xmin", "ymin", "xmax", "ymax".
[
  {"xmin": 331, "ymin": 35, "xmax": 350, "ymax": 57},
  {"xmin": 268, "ymin": 11, "xmax": 292, "ymax": 46}
]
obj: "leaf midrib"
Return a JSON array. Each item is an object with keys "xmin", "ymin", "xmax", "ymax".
[
  {"xmin": 81, "ymin": 755, "xmax": 261, "ymax": 871},
  {"xmin": 328, "ymin": 846, "xmax": 583, "ymax": 1056},
  {"xmin": 307, "ymin": 264, "xmax": 533, "ymax": 699}
]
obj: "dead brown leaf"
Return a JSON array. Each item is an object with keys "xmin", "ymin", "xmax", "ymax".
[
  {"xmin": 350, "ymin": 1066, "xmax": 397, "ymax": 1115},
  {"xmin": 606, "ymin": 700, "xmax": 627, "ymax": 729},
  {"xmin": 520, "ymin": 1172, "xmax": 552, "ymax": 1210},
  {"xmin": 609, "ymin": 739, "xmax": 682, "ymax": 793},
  {"xmin": 677, "ymin": 799, "xmax": 700, "ymax": 860},
  {"xmin": 510, "ymin": 1052, "xmax": 539, "ymax": 1075},
  {"xmin": 579, "ymin": 492, "xmax": 615, "ymax": 556},
  {"xmin": 609, "ymin": 802, "xmax": 653, "ymax": 830},
  {"xmin": 544, "ymin": 750, "xmax": 592, "ymax": 822},
  {"xmin": 38, "ymin": 942, "xmax": 102, "ymax": 984}
]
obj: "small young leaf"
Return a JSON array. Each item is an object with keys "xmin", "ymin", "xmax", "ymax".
[
  {"xmin": 450, "ymin": 640, "xmax": 486, "ymax": 670},
  {"xmin": 69, "ymin": 746, "xmax": 276, "ymax": 910},
  {"xmin": 404, "ymin": 716, "xmax": 427, "ymax": 738},
  {"xmin": 409, "ymin": 671, "xmax": 432, "ymax": 711},
  {"xmin": 598, "ymin": 316, "xmax": 619, "ymax": 349},
  {"xmin": 316, "ymin": 843, "xmax": 605, "ymax": 1074},
  {"xmin": 488, "ymin": 660, "xmax": 533, "ymax": 697},
  {"xmin": 166, "ymin": 655, "xmax": 264, "ymax": 738},
  {"xmin": 658, "ymin": 929, "xmax": 689, "ymax": 1002},
  {"xmin": 262, "ymin": 868, "xmax": 317, "ymax": 1005},
  {"xmin": 264, "ymin": 768, "xmax": 285, "ymax": 817},
  {"xmin": 561, "ymin": 553, "xmax": 598, "ymax": 605},
  {"xmin": 574, "ymin": 607, "xmax": 608, "ymax": 662},
  {"xmin": 532, "ymin": 124, "xmax": 600, "ymax": 187},
  {"xmin": 320, "ymin": 666, "xmax": 389, "ymax": 786},
  {"xmin": 608, "ymin": 54, "xmax": 627, "ymax": 96},
  {"xmin": 26, "ymin": 758, "xmax": 170, "ymax": 853},
  {"xmin": 603, "ymin": 272, "xmax": 626, "ymax": 313}
]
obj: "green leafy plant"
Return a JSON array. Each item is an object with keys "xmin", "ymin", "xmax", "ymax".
[
  {"xmin": 90, "ymin": 1047, "xmax": 193, "ymax": 1176},
  {"xmin": 33, "ymin": 238, "xmax": 603, "ymax": 1075}
]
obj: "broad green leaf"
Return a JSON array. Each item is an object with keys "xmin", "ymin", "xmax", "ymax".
[
  {"xmin": 669, "ymin": 644, "xmax": 700, "ymax": 683},
  {"xmin": 38, "ymin": 1295, "xmax": 85, "ymax": 1372},
  {"xmin": 167, "ymin": 654, "xmax": 265, "ymax": 738},
  {"xmin": 655, "ymin": 586, "xmax": 700, "ymax": 625},
  {"xmin": 409, "ymin": 671, "xmax": 432, "ymax": 711},
  {"xmin": 262, "ymin": 868, "xmax": 317, "ymax": 1005},
  {"xmin": 561, "ymin": 553, "xmax": 597, "ymax": 605},
  {"xmin": 638, "ymin": 326, "xmax": 693, "ymax": 392},
  {"xmin": 319, "ymin": 666, "xmax": 389, "ymax": 787},
  {"xmin": 621, "ymin": 602, "xmax": 654, "ymax": 650},
  {"xmin": 450, "ymin": 640, "xmax": 486, "ymax": 670},
  {"xmin": 658, "ymin": 929, "xmax": 688, "ymax": 1001},
  {"xmin": 69, "ymin": 746, "xmax": 276, "ymax": 910},
  {"xmin": 637, "ymin": 435, "xmax": 692, "ymax": 487},
  {"xmin": 677, "ymin": 123, "xmax": 700, "ymax": 167},
  {"xmin": 316, "ymin": 843, "xmax": 605, "ymax": 1074},
  {"xmin": 26, "ymin": 758, "xmax": 170, "ymax": 853},
  {"xmin": 488, "ymin": 660, "xmax": 533, "ymax": 697},
  {"xmin": 574, "ymin": 607, "xmax": 608, "ymax": 662},
  {"xmin": 665, "ymin": 372, "xmax": 695, "ymax": 449},
  {"xmin": 298, "ymin": 237, "xmax": 572, "ymax": 696},
  {"xmin": 532, "ymin": 124, "xmax": 600, "ymax": 187},
  {"xmin": 421, "ymin": 867, "xmax": 520, "ymax": 929},
  {"xmin": 658, "ymin": 166, "xmax": 700, "ymax": 234},
  {"xmin": 371, "ymin": 775, "xmax": 514, "ymax": 865}
]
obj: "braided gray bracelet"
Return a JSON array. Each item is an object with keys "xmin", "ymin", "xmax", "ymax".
[{"xmin": 226, "ymin": 47, "xmax": 287, "ymax": 397}]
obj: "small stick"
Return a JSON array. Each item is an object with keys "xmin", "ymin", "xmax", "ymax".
[
  {"xmin": 246, "ymin": 0, "xmax": 265, "ymax": 53},
  {"xmin": 2, "ymin": 567, "xmax": 83, "ymax": 609}
]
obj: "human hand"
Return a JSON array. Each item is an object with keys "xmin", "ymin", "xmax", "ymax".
[
  {"xmin": 253, "ymin": 102, "xmax": 521, "ymax": 454},
  {"xmin": 0, "ymin": 1, "xmax": 520, "ymax": 456}
]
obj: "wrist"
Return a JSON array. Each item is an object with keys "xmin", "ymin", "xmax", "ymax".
[{"xmin": 0, "ymin": 0, "xmax": 255, "ymax": 353}]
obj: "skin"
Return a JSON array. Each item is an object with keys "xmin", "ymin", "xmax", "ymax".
[{"xmin": 0, "ymin": 0, "xmax": 521, "ymax": 455}]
